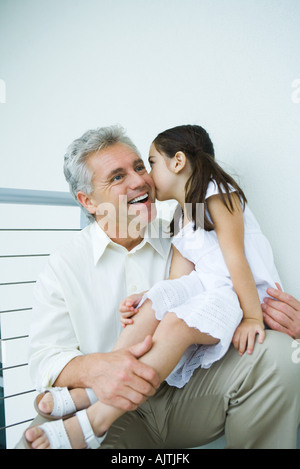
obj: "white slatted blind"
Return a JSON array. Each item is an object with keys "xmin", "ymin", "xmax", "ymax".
[{"xmin": 0, "ymin": 201, "xmax": 81, "ymax": 448}]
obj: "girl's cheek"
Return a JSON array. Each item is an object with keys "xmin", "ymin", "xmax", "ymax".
[{"xmin": 150, "ymin": 172, "xmax": 156, "ymax": 182}]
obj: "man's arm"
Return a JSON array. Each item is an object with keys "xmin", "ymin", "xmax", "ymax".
[
  {"xmin": 29, "ymin": 255, "xmax": 160, "ymax": 410},
  {"xmin": 262, "ymin": 283, "xmax": 300, "ymax": 339},
  {"xmin": 54, "ymin": 336, "xmax": 161, "ymax": 411}
]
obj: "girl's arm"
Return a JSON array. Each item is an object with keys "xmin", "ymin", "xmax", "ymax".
[
  {"xmin": 168, "ymin": 245, "xmax": 195, "ymax": 279},
  {"xmin": 120, "ymin": 246, "xmax": 195, "ymax": 326},
  {"xmin": 207, "ymin": 193, "xmax": 265, "ymax": 354}
]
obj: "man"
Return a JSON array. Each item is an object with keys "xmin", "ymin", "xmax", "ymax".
[
  {"xmin": 263, "ymin": 284, "xmax": 300, "ymax": 340},
  {"xmin": 21, "ymin": 125, "xmax": 300, "ymax": 449}
]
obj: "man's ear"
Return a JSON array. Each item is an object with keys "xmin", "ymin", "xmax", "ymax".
[
  {"xmin": 173, "ymin": 151, "xmax": 187, "ymax": 174},
  {"xmin": 77, "ymin": 191, "xmax": 97, "ymax": 215}
]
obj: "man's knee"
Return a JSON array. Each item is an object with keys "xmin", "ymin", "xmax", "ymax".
[
  {"xmin": 249, "ymin": 330, "xmax": 300, "ymax": 417},
  {"xmin": 225, "ymin": 331, "xmax": 300, "ymax": 448},
  {"xmin": 260, "ymin": 331, "xmax": 300, "ymax": 385}
]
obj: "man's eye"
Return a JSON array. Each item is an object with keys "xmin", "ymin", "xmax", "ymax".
[
  {"xmin": 136, "ymin": 165, "xmax": 146, "ymax": 172},
  {"xmin": 113, "ymin": 174, "xmax": 123, "ymax": 181}
]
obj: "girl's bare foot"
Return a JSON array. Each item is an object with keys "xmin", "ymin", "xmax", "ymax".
[
  {"xmin": 25, "ymin": 405, "xmax": 109, "ymax": 449},
  {"xmin": 38, "ymin": 388, "xmax": 92, "ymax": 416},
  {"xmin": 25, "ymin": 415, "xmax": 86, "ymax": 449}
]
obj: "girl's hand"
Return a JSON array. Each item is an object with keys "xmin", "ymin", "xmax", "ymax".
[
  {"xmin": 233, "ymin": 318, "xmax": 265, "ymax": 355},
  {"xmin": 119, "ymin": 293, "xmax": 144, "ymax": 327}
]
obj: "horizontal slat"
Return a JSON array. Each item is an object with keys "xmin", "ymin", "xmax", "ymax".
[
  {"xmin": 0, "ymin": 196, "xmax": 83, "ymax": 448},
  {"xmin": 0, "ymin": 309, "xmax": 33, "ymax": 339},
  {"xmin": 0, "ymin": 203, "xmax": 80, "ymax": 229},
  {"xmin": 1, "ymin": 337, "xmax": 29, "ymax": 368},
  {"xmin": 0, "ymin": 188, "xmax": 76, "ymax": 207},
  {"xmin": 0, "ymin": 230, "xmax": 79, "ymax": 256},
  {"xmin": 3, "ymin": 391, "xmax": 37, "ymax": 428},
  {"xmin": 6, "ymin": 420, "xmax": 34, "ymax": 449},
  {"xmin": 0, "ymin": 256, "xmax": 47, "ymax": 284},
  {"xmin": 0, "ymin": 283, "xmax": 34, "ymax": 312},
  {"xmin": 2, "ymin": 365, "xmax": 33, "ymax": 398}
]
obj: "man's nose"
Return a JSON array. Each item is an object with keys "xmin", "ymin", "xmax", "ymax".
[{"xmin": 128, "ymin": 171, "xmax": 147, "ymax": 189}]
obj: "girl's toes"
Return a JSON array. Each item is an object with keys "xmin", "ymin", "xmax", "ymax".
[
  {"xmin": 38, "ymin": 393, "xmax": 54, "ymax": 414},
  {"xmin": 25, "ymin": 427, "xmax": 50, "ymax": 449},
  {"xmin": 25, "ymin": 426, "xmax": 41, "ymax": 442},
  {"xmin": 31, "ymin": 435, "xmax": 50, "ymax": 449}
]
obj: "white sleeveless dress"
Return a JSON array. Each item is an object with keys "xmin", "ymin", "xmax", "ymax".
[{"xmin": 139, "ymin": 181, "xmax": 281, "ymax": 388}]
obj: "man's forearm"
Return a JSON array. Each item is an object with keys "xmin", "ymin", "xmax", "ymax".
[
  {"xmin": 52, "ymin": 339, "xmax": 160, "ymax": 411},
  {"xmin": 54, "ymin": 353, "xmax": 102, "ymax": 389}
]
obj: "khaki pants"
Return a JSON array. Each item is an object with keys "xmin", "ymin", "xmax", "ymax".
[{"xmin": 17, "ymin": 331, "xmax": 300, "ymax": 449}]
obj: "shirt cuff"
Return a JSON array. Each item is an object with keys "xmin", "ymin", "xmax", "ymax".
[{"xmin": 37, "ymin": 350, "xmax": 83, "ymax": 391}]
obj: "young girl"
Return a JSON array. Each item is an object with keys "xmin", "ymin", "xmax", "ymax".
[{"xmin": 25, "ymin": 124, "xmax": 281, "ymax": 449}]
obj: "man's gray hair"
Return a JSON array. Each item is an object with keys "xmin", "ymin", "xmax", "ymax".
[{"xmin": 63, "ymin": 125, "xmax": 140, "ymax": 222}]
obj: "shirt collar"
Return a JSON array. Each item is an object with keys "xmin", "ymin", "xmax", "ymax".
[
  {"xmin": 89, "ymin": 219, "xmax": 170, "ymax": 265},
  {"xmin": 143, "ymin": 218, "xmax": 170, "ymax": 259},
  {"xmin": 90, "ymin": 221, "xmax": 111, "ymax": 264}
]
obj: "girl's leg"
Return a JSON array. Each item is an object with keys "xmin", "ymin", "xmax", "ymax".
[
  {"xmin": 137, "ymin": 311, "xmax": 219, "ymax": 382},
  {"xmin": 36, "ymin": 299, "xmax": 160, "ymax": 417},
  {"xmin": 86, "ymin": 312, "xmax": 219, "ymax": 445},
  {"xmin": 27, "ymin": 309, "xmax": 219, "ymax": 448},
  {"xmin": 113, "ymin": 298, "xmax": 160, "ymax": 350}
]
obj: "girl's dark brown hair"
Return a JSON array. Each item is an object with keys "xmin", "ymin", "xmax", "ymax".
[{"xmin": 152, "ymin": 124, "xmax": 247, "ymax": 233}]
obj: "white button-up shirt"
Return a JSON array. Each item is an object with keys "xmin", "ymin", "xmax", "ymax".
[{"xmin": 28, "ymin": 219, "xmax": 172, "ymax": 390}]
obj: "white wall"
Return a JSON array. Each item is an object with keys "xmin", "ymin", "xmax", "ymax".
[{"xmin": 1, "ymin": 0, "xmax": 300, "ymax": 297}]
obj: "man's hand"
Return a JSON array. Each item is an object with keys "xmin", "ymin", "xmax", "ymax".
[
  {"xmin": 262, "ymin": 283, "xmax": 300, "ymax": 339},
  {"xmin": 88, "ymin": 335, "xmax": 160, "ymax": 411}
]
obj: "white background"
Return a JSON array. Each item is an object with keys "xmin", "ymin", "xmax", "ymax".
[{"xmin": 0, "ymin": 0, "xmax": 300, "ymax": 297}]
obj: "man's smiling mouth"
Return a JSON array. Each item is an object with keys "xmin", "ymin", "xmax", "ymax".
[{"xmin": 128, "ymin": 193, "xmax": 149, "ymax": 204}]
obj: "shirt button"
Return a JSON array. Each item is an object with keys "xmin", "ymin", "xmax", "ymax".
[{"xmin": 131, "ymin": 285, "xmax": 137, "ymax": 292}]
